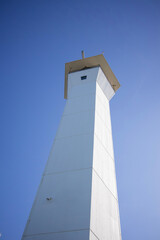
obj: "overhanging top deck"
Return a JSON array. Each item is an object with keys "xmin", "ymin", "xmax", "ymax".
[{"xmin": 64, "ymin": 54, "xmax": 120, "ymax": 99}]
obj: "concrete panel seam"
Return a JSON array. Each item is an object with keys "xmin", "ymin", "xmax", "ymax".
[
  {"xmin": 60, "ymin": 109, "xmax": 94, "ymax": 119},
  {"xmin": 92, "ymin": 168, "xmax": 118, "ymax": 201},
  {"xmin": 44, "ymin": 167, "xmax": 92, "ymax": 176},
  {"xmin": 68, "ymin": 91, "xmax": 96, "ymax": 99},
  {"xmin": 68, "ymin": 80, "xmax": 96, "ymax": 88},
  {"xmin": 94, "ymin": 133, "xmax": 114, "ymax": 162},
  {"xmin": 67, "ymin": 92, "xmax": 95, "ymax": 100},
  {"xmin": 96, "ymin": 92, "xmax": 110, "ymax": 112},
  {"xmin": 90, "ymin": 228, "xmax": 100, "ymax": 240},
  {"xmin": 95, "ymin": 110, "xmax": 112, "ymax": 133},
  {"xmin": 55, "ymin": 132, "xmax": 94, "ymax": 140},
  {"xmin": 63, "ymin": 108, "xmax": 95, "ymax": 117},
  {"xmin": 23, "ymin": 228, "xmax": 90, "ymax": 237}
]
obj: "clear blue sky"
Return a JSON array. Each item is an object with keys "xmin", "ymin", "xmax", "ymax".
[{"xmin": 0, "ymin": 0, "xmax": 160, "ymax": 239}]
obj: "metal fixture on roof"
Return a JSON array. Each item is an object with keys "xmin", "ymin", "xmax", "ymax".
[{"xmin": 81, "ymin": 50, "xmax": 85, "ymax": 59}]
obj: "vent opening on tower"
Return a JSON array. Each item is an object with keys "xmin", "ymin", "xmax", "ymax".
[{"xmin": 81, "ymin": 75, "xmax": 87, "ymax": 80}]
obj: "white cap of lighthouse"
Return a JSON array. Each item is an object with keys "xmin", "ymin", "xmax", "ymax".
[{"xmin": 64, "ymin": 53, "xmax": 120, "ymax": 99}]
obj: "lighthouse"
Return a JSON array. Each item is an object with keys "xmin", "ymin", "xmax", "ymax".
[{"xmin": 22, "ymin": 54, "xmax": 122, "ymax": 240}]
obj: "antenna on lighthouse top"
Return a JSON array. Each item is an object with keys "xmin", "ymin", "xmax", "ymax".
[{"xmin": 81, "ymin": 50, "xmax": 85, "ymax": 59}]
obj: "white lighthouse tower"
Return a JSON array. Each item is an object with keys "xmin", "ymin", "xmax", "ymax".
[{"xmin": 22, "ymin": 54, "xmax": 122, "ymax": 240}]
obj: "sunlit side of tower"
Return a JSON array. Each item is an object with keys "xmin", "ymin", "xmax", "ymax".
[{"xmin": 22, "ymin": 54, "xmax": 122, "ymax": 240}]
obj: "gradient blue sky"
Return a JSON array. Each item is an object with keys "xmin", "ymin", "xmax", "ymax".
[{"xmin": 1, "ymin": 0, "xmax": 160, "ymax": 239}]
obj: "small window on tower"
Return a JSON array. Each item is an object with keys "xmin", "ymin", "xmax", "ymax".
[{"xmin": 81, "ymin": 75, "xmax": 87, "ymax": 80}]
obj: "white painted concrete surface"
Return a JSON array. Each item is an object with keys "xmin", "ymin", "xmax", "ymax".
[{"xmin": 22, "ymin": 66, "xmax": 121, "ymax": 240}]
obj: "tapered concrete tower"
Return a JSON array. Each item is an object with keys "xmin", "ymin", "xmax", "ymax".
[{"xmin": 22, "ymin": 54, "xmax": 122, "ymax": 240}]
